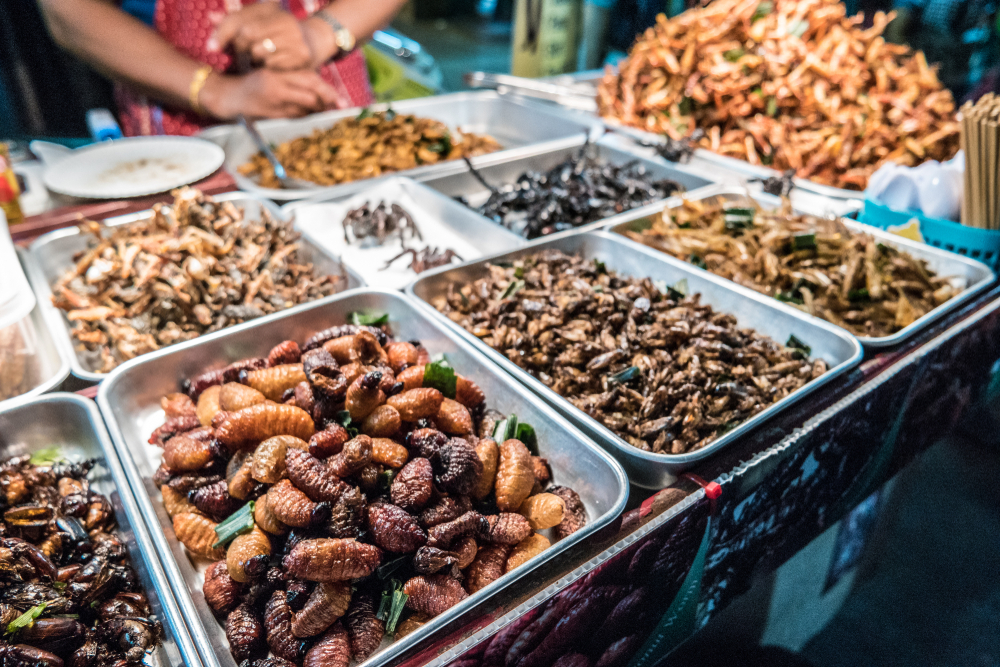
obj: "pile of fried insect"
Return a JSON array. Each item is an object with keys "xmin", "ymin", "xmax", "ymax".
[{"xmin": 151, "ymin": 315, "xmax": 586, "ymax": 667}]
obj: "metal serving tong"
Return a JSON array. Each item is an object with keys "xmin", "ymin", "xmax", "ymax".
[{"xmin": 464, "ymin": 72, "xmax": 598, "ymax": 112}]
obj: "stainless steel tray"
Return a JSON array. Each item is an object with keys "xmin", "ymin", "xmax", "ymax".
[
  {"xmin": 225, "ymin": 91, "xmax": 602, "ymax": 201},
  {"xmin": 406, "ymin": 232, "xmax": 863, "ymax": 488},
  {"xmin": 282, "ymin": 176, "xmax": 525, "ymax": 290},
  {"xmin": 26, "ymin": 191, "xmax": 363, "ymax": 382},
  {"xmin": 607, "ymin": 188, "xmax": 996, "ymax": 348},
  {"xmin": 0, "ymin": 393, "xmax": 203, "ymax": 667},
  {"xmin": 0, "ymin": 250, "xmax": 71, "ymax": 407},
  {"xmin": 418, "ymin": 136, "xmax": 718, "ymax": 238},
  {"xmin": 96, "ymin": 288, "xmax": 628, "ymax": 667},
  {"xmin": 603, "ymin": 119, "xmax": 867, "ymax": 202}
]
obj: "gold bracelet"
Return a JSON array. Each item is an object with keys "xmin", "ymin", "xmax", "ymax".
[{"xmin": 189, "ymin": 65, "xmax": 213, "ymax": 116}]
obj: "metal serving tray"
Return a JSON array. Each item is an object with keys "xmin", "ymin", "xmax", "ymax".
[
  {"xmin": 607, "ymin": 188, "xmax": 996, "ymax": 348},
  {"xmin": 282, "ymin": 176, "xmax": 525, "ymax": 290},
  {"xmin": 603, "ymin": 119, "xmax": 867, "ymax": 202},
  {"xmin": 96, "ymin": 289, "xmax": 628, "ymax": 667},
  {"xmin": 418, "ymin": 136, "xmax": 718, "ymax": 238},
  {"xmin": 26, "ymin": 192, "xmax": 363, "ymax": 383},
  {"xmin": 225, "ymin": 91, "xmax": 601, "ymax": 201},
  {"xmin": 406, "ymin": 232, "xmax": 863, "ymax": 488},
  {"xmin": 0, "ymin": 393, "xmax": 203, "ymax": 667},
  {"xmin": 0, "ymin": 250, "xmax": 71, "ymax": 407}
]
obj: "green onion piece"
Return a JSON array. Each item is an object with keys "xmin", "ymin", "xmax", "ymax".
[
  {"xmin": 52, "ymin": 581, "xmax": 67, "ymax": 591},
  {"xmin": 212, "ymin": 501, "xmax": 256, "ymax": 548},
  {"xmin": 689, "ymin": 254, "xmax": 707, "ymax": 270},
  {"xmin": 29, "ymin": 447, "xmax": 65, "ymax": 466},
  {"xmin": 348, "ymin": 311, "xmax": 389, "ymax": 326},
  {"xmin": 751, "ymin": 0, "xmax": 773, "ymax": 21},
  {"xmin": 514, "ymin": 423, "xmax": 539, "ymax": 455},
  {"xmin": 514, "ymin": 266, "xmax": 524, "ymax": 279},
  {"xmin": 653, "ymin": 279, "xmax": 669, "ymax": 295},
  {"xmin": 376, "ymin": 590, "xmax": 392, "ymax": 621},
  {"xmin": 385, "ymin": 589, "xmax": 409, "ymax": 636},
  {"xmin": 609, "ymin": 366, "xmax": 640, "ymax": 385},
  {"xmin": 786, "ymin": 334, "xmax": 812, "ymax": 356},
  {"xmin": 593, "ymin": 260, "xmax": 607, "ymax": 274},
  {"xmin": 500, "ymin": 279, "xmax": 525, "ymax": 300},
  {"xmin": 724, "ymin": 48, "xmax": 743, "ymax": 62},
  {"xmin": 423, "ymin": 358, "xmax": 457, "ymax": 399},
  {"xmin": 667, "ymin": 278, "xmax": 688, "ymax": 301},
  {"xmin": 356, "ymin": 107, "xmax": 372, "ymax": 120},
  {"xmin": 677, "ymin": 222, "xmax": 692, "ymax": 229},
  {"xmin": 493, "ymin": 414, "xmax": 518, "ymax": 443},
  {"xmin": 718, "ymin": 420, "xmax": 740, "ymax": 435},
  {"xmin": 6, "ymin": 603, "xmax": 47, "ymax": 635},
  {"xmin": 766, "ymin": 96, "xmax": 778, "ymax": 117},
  {"xmin": 493, "ymin": 261, "xmax": 514, "ymax": 268},
  {"xmin": 335, "ymin": 410, "xmax": 358, "ymax": 437},
  {"xmin": 723, "ymin": 207, "xmax": 755, "ymax": 232},
  {"xmin": 848, "ymin": 288, "xmax": 870, "ymax": 302},
  {"xmin": 792, "ymin": 233, "xmax": 817, "ymax": 250},
  {"xmin": 776, "ymin": 292, "xmax": 804, "ymax": 305},
  {"xmin": 377, "ymin": 555, "xmax": 408, "ymax": 581},
  {"xmin": 378, "ymin": 469, "xmax": 397, "ymax": 496}
]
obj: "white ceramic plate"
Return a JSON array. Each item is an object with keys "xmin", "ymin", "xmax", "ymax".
[{"xmin": 42, "ymin": 136, "xmax": 225, "ymax": 199}]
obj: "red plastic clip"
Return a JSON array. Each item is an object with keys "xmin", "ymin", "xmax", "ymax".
[
  {"xmin": 75, "ymin": 385, "xmax": 99, "ymax": 399},
  {"xmin": 681, "ymin": 473, "xmax": 722, "ymax": 512}
]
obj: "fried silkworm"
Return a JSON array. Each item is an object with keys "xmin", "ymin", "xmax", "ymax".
[
  {"xmin": 495, "ymin": 439, "xmax": 534, "ymax": 512},
  {"xmin": 471, "ymin": 438, "xmax": 498, "ymax": 501},
  {"xmin": 161, "ymin": 485, "xmax": 197, "ymax": 517},
  {"xmin": 189, "ymin": 479, "xmax": 241, "ymax": 522},
  {"xmin": 243, "ymin": 364, "xmax": 308, "ymax": 402},
  {"xmin": 204, "ymin": 560, "xmax": 244, "ymax": 615},
  {"xmin": 219, "ymin": 382, "xmax": 268, "ymax": 413},
  {"xmin": 265, "ymin": 590, "xmax": 306, "ymax": 662},
  {"xmin": 419, "ymin": 495, "xmax": 473, "ymax": 528},
  {"xmin": 387, "ymin": 388, "xmax": 443, "ymax": 421},
  {"xmin": 390, "ymin": 458, "xmax": 433, "ymax": 512},
  {"xmin": 162, "ymin": 392, "xmax": 196, "ymax": 419},
  {"xmin": 285, "ymin": 448, "xmax": 348, "ymax": 503},
  {"xmin": 435, "ymin": 398, "xmax": 473, "ymax": 436},
  {"xmin": 268, "ymin": 340, "xmax": 302, "ymax": 366},
  {"xmin": 480, "ymin": 513, "xmax": 533, "ymax": 545},
  {"xmin": 370, "ymin": 438, "xmax": 408, "ymax": 468},
  {"xmin": 465, "ymin": 543, "xmax": 512, "ymax": 593},
  {"xmin": 302, "ymin": 621, "xmax": 350, "ymax": 667},
  {"xmin": 226, "ymin": 603, "xmax": 266, "ymax": 663},
  {"xmin": 227, "ymin": 526, "xmax": 271, "ymax": 583},
  {"xmin": 427, "ymin": 511, "xmax": 487, "ymax": 550},
  {"xmin": 309, "ymin": 425, "xmax": 350, "ymax": 459},
  {"xmin": 291, "ymin": 581, "xmax": 351, "ymax": 638},
  {"xmin": 345, "ymin": 592, "xmax": 384, "ymax": 662},
  {"xmin": 519, "ymin": 493, "xmax": 565, "ymax": 530},
  {"xmin": 172, "ymin": 512, "xmax": 225, "ymax": 559},
  {"xmin": 254, "ymin": 494, "xmax": 288, "ymax": 535},
  {"xmin": 505, "ymin": 533, "xmax": 550, "ymax": 573},
  {"xmin": 215, "ymin": 404, "xmax": 315, "ymax": 450},
  {"xmin": 549, "ymin": 486, "xmax": 587, "ymax": 539},
  {"xmin": 282, "ymin": 538, "xmax": 382, "ymax": 581},
  {"xmin": 366, "ymin": 502, "xmax": 427, "ymax": 553},
  {"xmin": 267, "ymin": 479, "xmax": 328, "ymax": 528},
  {"xmin": 162, "ymin": 434, "xmax": 214, "ymax": 472},
  {"xmin": 403, "ymin": 574, "xmax": 468, "ymax": 616},
  {"xmin": 327, "ymin": 435, "xmax": 372, "ymax": 478},
  {"xmin": 344, "ymin": 371, "xmax": 385, "ymax": 420},
  {"xmin": 361, "ymin": 405, "xmax": 402, "ymax": 439},
  {"xmin": 385, "ymin": 342, "xmax": 419, "ymax": 373}
]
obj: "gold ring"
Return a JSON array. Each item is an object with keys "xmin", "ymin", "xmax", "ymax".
[{"xmin": 261, "ymin": 38, "xmax": 277, "ymax": 54}]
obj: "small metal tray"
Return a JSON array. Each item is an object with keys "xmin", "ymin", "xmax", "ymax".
[
  {"xmin": 282, "ymin": 176, "xmax": 525, "ymax": 290},
  {"xmin": 0, "ymin": 393, "xmax": 203, "ymax": 667},
  {"xmin": 0, "ymin": 250, "xmax": 71, "ymax": 407},
  {"xmin": 418, "ymin": 136, "xmax": 718, "ymax": 238},
  {"xmin": 225, "ymin": 91, "xmax": 601, "ymax": 201},
  {"xmin": 608, "ymin": 188, "xmax": 997, "ymax": 348},
  {"xmin": 603, "ymin": 119, "xmax": 867, "ymax": 202},
  {"xmin": 26, "ymin": 192, "xmax": 363, "ymax": 383},
  {"xmin": 96, "ymin": 288, "xmax": 628, "ymax": 667},
  {"xmin": 406, "ymin": 232, "xmax": 863, "ymax": 488}
]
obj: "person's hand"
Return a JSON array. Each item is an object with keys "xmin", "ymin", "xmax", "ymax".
[
  {"xmin": 200, "ymin": 69, "xmax": 341, "ymax": 120},
  {"xmin": 210, "ymin": 2, "xmax": 328, "ymax": 71}
]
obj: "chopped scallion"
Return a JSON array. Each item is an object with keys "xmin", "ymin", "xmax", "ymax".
[
  {"xmin": 348, "ymin": 311, "xmax": 389, "ymax": 326},
  {"xmin": 423, "ymin": 358, "xmax": 457, "ymax": 399},
  {"xmin": 6, "ymin": 603, "xmax": 47, "ymax": 635},
  {"xmin": 212, "ymin": 501, "xmax": 256, "ymax": 548},
  {"xmin": 500, "ymin": 279, "xmax": 525, "ymax": 300}
]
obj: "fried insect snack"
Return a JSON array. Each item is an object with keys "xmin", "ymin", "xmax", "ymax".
[
  {"xmin": 153, "ymin": 320, "xmax": 588, "ymax": 666},
  {"xmin": 597, "ymin": 0, "xmax": 960, "ymax": 190},
  {"xmin": 626, "ymin": 197, "xmax": 959, "ymax": 337},
  {"xmin": 50, "ymin": 188, "xmax": 345, "ymax": 373},
  {"xmin": 239, "ymin": 111, "xmax": 502, "ymax": 189},
  {"xmin": 434, "ymin": 250, "xmax": 824, "ymax": 454},
  {"xmin": 0, "ymin": 454, "xmax": 163, "ymax": 666}
]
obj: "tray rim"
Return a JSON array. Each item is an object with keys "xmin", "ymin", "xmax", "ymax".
[
  {"xmin": 95, "ymin": 286, "xmax": 630, "ymax": 667},
  {"xmin": 0, "ymin": 392, "xmax": 207, "ymax": 667},
  {"xmin": 25, "ymin": 191, "xmax": 364, "ymax": 382},
  {"xmin": 404, "ymin": 230, "xmax": 863, "ymax": 487},
  {"xmin": 605, "ymin": 186, "xmax": 997, "ymax": 348}
]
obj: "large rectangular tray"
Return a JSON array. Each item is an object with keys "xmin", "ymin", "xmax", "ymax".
[
  {"xmin": 282, "ymin": 176, "xmax": 525, "ymax": 290},
  {"xmin": 26, "ymin": 191, "xmax": 363, "ymax": 383},
  {"xmin": 607, "ymin": 188, "xmax": 997, "ymax": 348},
  {"xmin": 406, "ymin": 232, "xmax": 863, "ymax": 488},
  {"xmin": 0, "ymin": 393, "xmax": 203, "ymax": 667},
  {"xmin": 603, "ymin": 119, "xmax": 867, "ymax": 201},
  {"xmin": 96, "ymin": 288, "xmax": 629, "ymax": 667},
  {"xmin": 418, "ymin": 136, "xmax": 717, "ymax": 238},
  {"xmin": 225, "ymin": 91, "xmax": 601, "ymax": 201},
  {"xmin": 0, "ymin": 249, "xmax": 71, "ymax": 407}
]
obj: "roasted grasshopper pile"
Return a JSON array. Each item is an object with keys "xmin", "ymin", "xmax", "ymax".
[
  {"xmin": 623, "ymin": 197, "xmax": 958, "ymax": 337},
  {"xmin": 597, "ymin": 0, "xmax": 960, "ymax": 190},
  {"xmin": 0, "ymin": 453, "xmax": 162, "ymax": 667},
  {"xmin": 433, "ymin": 250, "xmax": 825, "ymax": 454},
  {"xmin": 464, "ymin": 145, "xmax": 684, "ymax": 239},
  {"xmin": 151, "ymin": 321, "xmax": 585, "ymax": 667},
  {"xmin": 50, "ymin": 188, "xmax": 345, "ymax": 374},
  {"xmin": 240, "ymin": 111, "xmax": 502, "ymax": 189}
]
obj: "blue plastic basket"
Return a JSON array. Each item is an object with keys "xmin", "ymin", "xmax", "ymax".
[{"xmin": 859, "ymin": 199, "xmax": 1000, "ymax": 272}]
